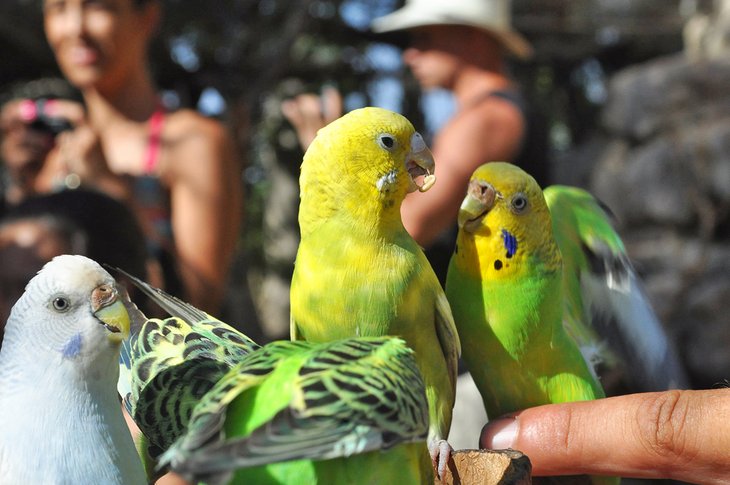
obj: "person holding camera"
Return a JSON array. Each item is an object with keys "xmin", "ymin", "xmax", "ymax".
[
  {"xmin": 0, "ymin": 78, "xmax": 81, "ymax": 208},
  {"xmin": 38, "ymin": 0, "xmax": 243, "ymax": 315}
]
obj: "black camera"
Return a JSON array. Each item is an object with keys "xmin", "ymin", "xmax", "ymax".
[{"xmin": 27, "ymin": 98, "xmax": 74, "ymax": 135}]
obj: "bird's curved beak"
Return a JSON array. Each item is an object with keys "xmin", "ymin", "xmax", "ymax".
[
  {"xmin": 406, "ymin": 132, "xmax": 436, "ymax": 193},
  {"xmin": 92, "ymin": 284, "xmax": 131, "ymax": 344},
  {"xmin": 458, "ymin": 179, "xmax": 498, "ymax": 232}
]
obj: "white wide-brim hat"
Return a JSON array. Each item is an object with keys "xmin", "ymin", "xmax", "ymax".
[{"xmin": 371, "ymin": 0, "xmax": 533, "ymax": 60}]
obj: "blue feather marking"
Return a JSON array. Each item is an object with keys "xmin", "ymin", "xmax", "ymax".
[
  {"xmin": 61, "ymin": 333, "xmax": 83, "ymax": 358},
  {"xmin": 117, "ymin": 334, "xmax": 136, "ymax": 400},
  {"xmin": 501, "ymin": 229, "xmax": 518, "ymax": 258},
  {"xmin": 119, "ymin": 337, "xmax": 133, "ymax": 370}
]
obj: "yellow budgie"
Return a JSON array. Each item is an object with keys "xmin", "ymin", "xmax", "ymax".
[{"xmin": 290, "ymin": 107, "xmax": 461, "ymax": 478}]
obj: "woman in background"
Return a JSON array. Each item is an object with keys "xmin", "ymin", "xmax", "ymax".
[{"xmin": 39, "ymin": 0, "xmax": 243, "ymax": 314}]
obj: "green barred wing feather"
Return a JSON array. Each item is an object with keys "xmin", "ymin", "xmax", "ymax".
[
  {"xmin": 160, "ymin": 337, "xmax": 430, "ymax": 484},
  {"xmin": 127, "ymin": 316, "xmax": 259, "ymax": 455},
  {"xmin": 119, "ymin": 269, "xmax": 431, "ymax": 484},
  {"xmin": 116, "ymin": 268, "xmax": 260, "ymax": 455}
]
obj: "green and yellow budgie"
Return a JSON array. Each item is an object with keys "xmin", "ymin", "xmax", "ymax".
[
  {"xmin": 446, "ymin": 163, "xmax": 604, "ymax": 419},
  {"xmin": 446, "ymin": 162, "xmax": 685, "ymax": 484},
  {"xmin": 290, "ymin": 107, "xmax": 461, "ymax": 476},
  {"xmin": 120, "ymin": 271, "xmax": 432, "ymax": 484}
]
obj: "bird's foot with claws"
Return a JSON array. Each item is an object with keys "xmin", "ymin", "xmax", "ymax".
[{"xmin": 429, "ymin": 438, "xmax": 452, "ymax": 482}]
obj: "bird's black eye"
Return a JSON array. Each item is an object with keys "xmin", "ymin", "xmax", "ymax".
[
  {"xmin": 52, "ymin": 297, "xmax": 70, "ymax": 312},
  {"xmin": 378, "ymin": 134, "xmax": 396, "ymax": 150},
  {"xmin": 511, "ymin": 193, "xmax": 528, "ymax": 213}
]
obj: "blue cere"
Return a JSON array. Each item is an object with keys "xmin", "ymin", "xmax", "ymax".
[
  {"xmin": 501, "ymin": 229, "xmax": 518, "ymax": 258},
  {"xmin": 61, "ymin": 333, "xmax": 83, "ymax": 358}
]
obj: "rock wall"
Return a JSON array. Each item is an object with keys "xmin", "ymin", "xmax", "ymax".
[{"xmin": 588, "ymin": 49, "xmax": 730, "ymax": 388}]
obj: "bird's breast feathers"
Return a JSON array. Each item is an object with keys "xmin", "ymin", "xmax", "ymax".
[{"xmin": 293, "ymin": 232, "xmax": 429, "ymax": 339}]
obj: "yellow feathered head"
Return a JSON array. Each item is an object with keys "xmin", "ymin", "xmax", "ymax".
[
  {"xmin": 454, "ymin": 162, "xmax": 560, "ymax": 279},
  {"xmin": 299, "ymin": 107, "xmax": 434, "ymax": 234}
]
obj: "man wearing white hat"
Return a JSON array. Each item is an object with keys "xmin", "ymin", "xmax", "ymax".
[
  {"xmin": 283, "ymin": 0, "xmax": 547, "ymax": 250},
  {"xmin": 371, "ymin": 0, "xmax": 533, "ymax": 60},
  {"xmin": 371, "ymin": 0, "xmax": 548, "ymax": 251}
]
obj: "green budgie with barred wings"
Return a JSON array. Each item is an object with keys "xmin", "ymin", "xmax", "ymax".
[{"xmin": 121, "ymin": 271, "xmax": 432, "ymax": 485}]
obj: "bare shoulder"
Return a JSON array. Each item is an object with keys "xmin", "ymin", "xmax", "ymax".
[
  {"xmin": 443, "ymin": 96, "xmax": 522, "ymax": 139},
  {"xmin": 437, "ymin": 95, "xmax": 524, "ymax": 164},
  {"xmin": 164, "ymin": 109, "xmax": 232, "ymax": 147},
  {"xmin": 160, "ymin": 109, "xmax": 237, "ymax": 179}
]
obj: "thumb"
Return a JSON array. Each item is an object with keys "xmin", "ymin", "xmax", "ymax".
[{"xmin": 480, "ymin": 389, "xmax": 730, "ymax": 483}]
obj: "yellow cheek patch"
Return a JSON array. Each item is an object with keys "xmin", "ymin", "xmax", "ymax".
[{"xmin": 456, "ymin": 229, "xmax": 528, "ymax": 283}]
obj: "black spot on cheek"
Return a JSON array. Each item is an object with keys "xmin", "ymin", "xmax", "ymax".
[
  {"xmin": 506, "ymin": 251, "xmax": 513, "ymax": 259},
  {"xmin": 494, "ymin": 260, "xmax": 503, "ymax": 270}
]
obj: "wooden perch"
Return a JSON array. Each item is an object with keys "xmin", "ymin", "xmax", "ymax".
[{"xmin": 437, "ymin": 449, "xmax": 532, "ymax": 485}]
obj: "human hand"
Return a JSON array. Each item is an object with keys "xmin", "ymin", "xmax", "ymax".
[
  {"xmin": 155, "ymin": 473, "xmax": 190, "ymax": 485},
  {"xmin": 48, "ymin": 99, "xmax": 111, "ymax": 185},
  {"xmin": 54, "ymin": 123, "xmax": 110, "ymax": 186},
  {"xmin": 281, "ymin": 86, "xmax": 343, "ymax": 150},
  {"xmin": 480, "ymin": 389, "xmax": 730, "ymax": 483},
  {"xmin": 0, "ymin": 99, "xmax": 57, "ymax": 174},
  {"xmin": 122, "ymin": 404, "xmax": 191, "ymax": 485},
  {"xmin": 1, "ymin": 98, "xmax": 83, "ymax": 168},
  {"xmin": 36, "ymin": 100, "xmax": 128, "ymax": 197}
]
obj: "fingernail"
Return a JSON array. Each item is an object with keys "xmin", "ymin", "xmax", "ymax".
[
  {"xmin": 481, "ymin": 417, "xmax": 518, "ymax": 450},
  {"xmin": 18, "ymin": 99, "xmax": 37, "ymax": 121}
]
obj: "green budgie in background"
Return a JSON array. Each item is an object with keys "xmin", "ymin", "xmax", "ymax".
[
  {"xmin": 447, "ymin": 162, "xmax": 684, "ymax": 484},
  {"xmin": 446, "ymin": 162, "xmax": 605, "ymax": 418}
]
